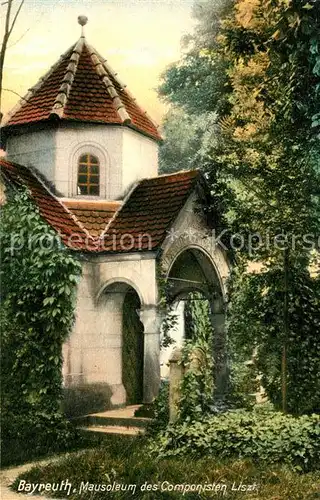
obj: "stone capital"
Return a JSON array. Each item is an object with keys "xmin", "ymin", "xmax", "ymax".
[{"xmin": 139, "ymin": 304, "xmax": 161, "ymax": 333}]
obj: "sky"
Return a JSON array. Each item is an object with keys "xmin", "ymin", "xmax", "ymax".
[{"xmin": 1, "ymin": 0, "xmax": 196, "ymax": 124}]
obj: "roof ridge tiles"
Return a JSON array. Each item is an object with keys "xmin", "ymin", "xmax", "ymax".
[
  {"xmin": 94, "ymin": 49, "xmax": 160, "ymax": 133},
  {"xmin": 2, "ymin": 44, "xmax": 76, "ymax": 126},
  {"xmin": 86, "ymin": 42, "xmax": 131, "ymax": 125},
  {"xmin": 2, "ymin": 37, "xmax": 162, "ymax": 141},
  {"xmin": 50, "ymin": 37, "xmax": 86, "ymax": 119}
]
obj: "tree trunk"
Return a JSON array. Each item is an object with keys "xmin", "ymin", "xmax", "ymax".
[
  {"xmin": 0, "ymin": 0, "xmax": 25, "ymax": 123},
  {"xmin": 282, "ymin": 248, "xmax": 289, "ymax": 413}
]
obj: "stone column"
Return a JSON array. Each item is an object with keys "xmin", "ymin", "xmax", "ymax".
[
  {"xmin": 211, "ymin": 295, "xmax": 228, "ymax": 398},
  {"xmin": 139, "ymin": 305, "xmax": 161, "ymax": 403}
]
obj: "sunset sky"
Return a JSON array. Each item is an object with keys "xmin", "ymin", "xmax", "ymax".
[{"xmin": 1, "ymin": 0, "xmax": 196, "ymax": 124}]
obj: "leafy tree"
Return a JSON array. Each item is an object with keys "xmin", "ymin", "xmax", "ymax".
[
  {"xmin": 216, "ymin": 0, "xmax": 320, "ymax": 411},
  {"xmin": 158, "ymin": 0, "xmax": 234, "ymax": 173},
  {"xmin": 159, "ymin": 108, "xmax": 218, "ymax": 173},
  {"xmin": 159, "ymin": 0, "xmax": 320, "ymax": 413}
]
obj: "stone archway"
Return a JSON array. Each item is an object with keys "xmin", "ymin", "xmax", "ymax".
[
  {"xmin": 97, "ymin": 281, "xmax": 144, "ymax": 406},
  {"xmin": 122, "ymin": 289, "xmax": 144, "ymax": 404},
  {"xmin": 162, "ymin": 246, "xmax": 228, "ymax": 398}
]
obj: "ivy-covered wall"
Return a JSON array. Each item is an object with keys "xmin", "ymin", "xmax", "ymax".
[{"xmin": 1, "ymin": 187, "xmax": 82, "ymax": 461}]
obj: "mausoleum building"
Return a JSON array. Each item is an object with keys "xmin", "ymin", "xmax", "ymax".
[{"xmin": 0, "ymin": 19, "xmax": 230, "ymax": 414}]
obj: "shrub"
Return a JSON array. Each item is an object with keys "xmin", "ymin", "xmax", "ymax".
[
  {"xmin": 1, "ymin": 410, "xmax": 76, "ymax": 466},
  {"xmin": 151, "ymin": 405, "xmax": 320, "ymax": 472},
  {"xmin": 147, "ymin": 380, "xmax": 170, "ymax": 435}
]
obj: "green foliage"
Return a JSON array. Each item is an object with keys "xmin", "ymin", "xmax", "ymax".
[
  {"xmin": 158, "ymin": 0, "xmax": 233, "ymax": 115},
  {"xmin": 228, "ymin": 265, "xmax": 320, "ymax": 414},
  {"xmin": 158, "ymin": 0, "xmax": 233, "ymax": 175},
  {"xmin": 147, "ymin": 380, "xmax": 170, "ymax": 436},
  {"xmin": 156, "ymin": 263, "xmax": 177, "ymax": 348},
  {"xmin": 217, "ymin": 0, "xmax": 320, "ymax": 413},
  {"xmin": 217, "ymin": 0, "xmax": 320, "ymax": 244},
  {"xmin": 159, "ymin": 0, "xmax": 320, "ymax": 416},
  {"xmin": 1, "ymin": 409, "xmax": 75, "ymax": 466},
  {"xmin": 159, "ymin": 108, "xmax": 219, "ymax": 174},
  {"xmin": 152, "ymin": 405, "xmax": 320, "ymax": 472},
  {"xmin": 0, "ymin": 188, "xmax": 82, "ymax": 461},
  {"xmin": 178, "ymin": 292, "xmax": 215, "ymax": 421},
  {"xmin": 12, "ymin": 433, "xmax": 320, "ymax": 499},
  {"xmin": 227, "ymin": 359, "xmax": 260, "ymax": 410},
  {"xmin": 159, "ymin": 53, "xmax": 230, "ymax": 117}
]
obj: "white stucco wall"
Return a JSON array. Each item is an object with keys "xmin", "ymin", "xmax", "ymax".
[
  {"xmin": 122, "ymin": 128, "xmax": 158, "ymax": 194},
  {"xmin": 6, "ymin": 129, "xmax": 56, "ymax": 183},
  {"xmin": 6, "ymin": 123, "xmax": 159, "ymax": 200},
  {"xmin": 63, "ymin": 253, "xmax": 158, "ymax": 408},
  {"xmin": 56, "ymin": 123, "xmax": 122, "ymax": 199},
  {"xmin": 55, "ymin": 123, "xmax": 158, "ymax": 199}
]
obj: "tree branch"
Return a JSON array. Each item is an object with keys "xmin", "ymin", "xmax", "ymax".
[
  {"xmin": 2, "ymin": 88, "xmax": 52, "ymax": 110},
  {"xmin": 7, "ymin": 26, "xmax": 30, "ymax": 49},
  {"xmin": 0, "ymin": 0, "xmax": 25, "ymax": 121},
  {"xmin": 8, "ymin": 0, "xmax": 24, "ymax": 38}
]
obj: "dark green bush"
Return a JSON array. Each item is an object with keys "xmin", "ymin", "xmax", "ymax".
[
  {"xmin": 1, "ymin": 409, "xmax": 106, "ymax": 467},
  {"xmin": 151, "ymin": 405, "xmax": 320, "ymax": 472},
  {"xmin": 146, "ymin": 380, "xmax": 169, "ymax": 435},
  {"xmin": 1, "ymin": 410, "xmax": 76, "ymax": 466}
]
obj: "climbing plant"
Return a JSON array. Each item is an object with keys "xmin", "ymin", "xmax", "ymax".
[
  {"xmin": 228, "ymin": 264, "xmax": 320, "ymax": 415},
  {"xmin": 178, "ymin": 292, "xmax": 215, "ymax": 421},
  {"xmin": 156, "ymin": 262, "xmax": 177, "ymax": 348},
  {"xmin": 1, "ymin": 187, "xmax": 81, "ymax": 429}
]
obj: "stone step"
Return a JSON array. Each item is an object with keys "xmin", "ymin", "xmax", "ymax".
[
  {"xmin": 82, "ymin": 415, "xmax": 150, "ymax": 428},
  {"xmin": 79, "ymin": 425, "xmax": 145, "ymax": 436},
  {"xmin": 74, "ymin": 405, "xmax": 152, "ymax": 430}
]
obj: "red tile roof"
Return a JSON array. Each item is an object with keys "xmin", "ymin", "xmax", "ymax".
[
  {"xmin": 62, "ymin": 199, "xmax": 121, "ymax": 237},
  {"xmin": 101, "ymin": 170, "xmax": 200, "ymax": 252},
  {"xmin": 1, "ymin": 157, "xmax": 200, "ymax": 253},
  {"xmin": 2, "ymin": 38, "xmax": 162, "ymax": 142},
  {"xmin": 0, "ymin": 157, "xmax": 95, "ymax": 250}
]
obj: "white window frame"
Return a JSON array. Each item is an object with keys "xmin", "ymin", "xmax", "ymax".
[{"xmin": 69, "ymin": 142, "xmax": 109, "ymax": 199}]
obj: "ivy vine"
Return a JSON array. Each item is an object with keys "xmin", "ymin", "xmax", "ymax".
[
  {"xmin": 178, "ymin": 292, "xmax": 215, "ymax": 421},
  {"xmin": 1, "ymin": 187, "xmax": 82, "ymax": 415}
]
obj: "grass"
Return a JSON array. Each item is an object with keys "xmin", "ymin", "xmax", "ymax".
[{"xmin": 12, "ymin": 434, "xmax": 320, "ymax": 500}]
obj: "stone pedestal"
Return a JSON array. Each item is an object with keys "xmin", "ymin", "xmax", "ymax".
[{"xmin": 168, "ymin": 348, "xmax": 183, "ymax": 423}]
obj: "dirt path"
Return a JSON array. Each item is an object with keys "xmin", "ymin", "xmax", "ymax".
[
  {"xmin": 0, "ymin": 453, "xmax": 74, "ymax": 500},
  {"xmin": 1, "ymin": 461, "xmax": 50, "ymax": 499}
]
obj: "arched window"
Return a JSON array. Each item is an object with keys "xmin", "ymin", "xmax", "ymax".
[{"xmin": 77, "ymin": 154, "xmax": 100, "ymax": 195}]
